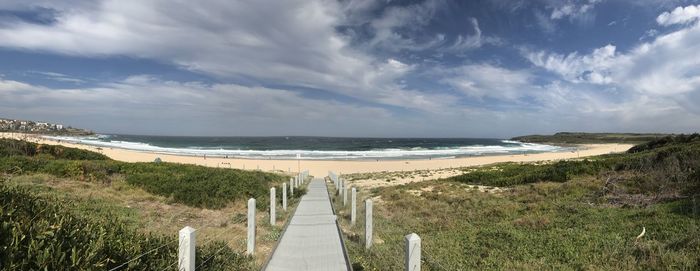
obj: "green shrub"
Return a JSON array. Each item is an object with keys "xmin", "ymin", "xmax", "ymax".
[
  {"xmin": 450, "ymin": 134, "xmax": 700, "ymax": 197},
  {"xmin": 0, "ymin": 139, "xmax": 288, "ymax": 209},
  {"xmin": 0, "ymin": 138, "xmax": 109, "ymax": 160},
  {"xmin": 627, "ymin": 133, "xmax": 700, "ymax": 153},
  {"xmin": 449, "ymin": 160, "xmax": 611, "ymax": 187}
]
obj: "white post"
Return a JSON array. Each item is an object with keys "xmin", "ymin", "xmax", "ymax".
[
  {"xmin": 339, "ymin": 178, "xmax": 344, "ymax": 196},
  {"xmin": 290, "ymin": 178, "xmax": 294, "ymax": 197},
  {"xmin": 351, "ymin": 187, "xmax": 357, "ymax": 225},
  {"xmin": 365, "ymin": 199, "xmax": 373, "ymax": 249},
  {"xmin": 270, "ymin": 187, "xmax": 276, "ymax": 225},
  {"xmin": 343, "ymin": 185, "xmax": 348, "ymax": 206},
  {"xmin": 405, "ymin": 233, "xmax": 421, "ymax": 271},
  {"xmin": 178, "ymin": 226, "xmax": 196, "ymax": 271},
  {"xmin": 282, "ymin": 182, "xmax": 287, "ymax": 211},
  {"xmin": 247, "ymin": 198, "xmax": 256, "ymax": 255}
]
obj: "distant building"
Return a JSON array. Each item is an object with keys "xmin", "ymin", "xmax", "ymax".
[{"xmin": 56, "ymin": 124, "xmax": 64, "ymax": 130}]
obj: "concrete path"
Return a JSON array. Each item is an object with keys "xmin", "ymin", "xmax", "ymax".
[{"xmin": 265, "ymin": 178, "xmax": 349, "ymax": 271}]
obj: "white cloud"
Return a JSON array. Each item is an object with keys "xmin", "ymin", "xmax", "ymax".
[
  {"xmin": 439, "ymin": 64, "xmax": 533, "ymax": 101},
  {"xmin": 526, "ymin": 19, "xmax": 700, "ymax": 97},
  {"xmin": 550, "ymin": 0, "xmax": 601, "ymax": 20},
  {"xmin": 26, "ymin": 71, "xmax": 85, "ymax": 84},
  {"xmin": 522, "ymin": 4, "xmax": 700, "ymax": 127},
  {"xmin": 362, "ymin": 0, "xmax": 448, "ymax": 52},
  {"xmin": 525, "ymin": 44, "xmax": 616, "ymax": 84},
  {"xmin": 656, "ymin": 4, "xmax": 700, "ymax": 26},
  {"xmin": 0, "ymin": 76, "xmax": 403, "ymax": 136},
  {"xmin": 444, "ymin": 18, "xmax": 500, "ymax": 53},
  {"xmin": 0, "ymin": 0, "xmax": 456, "ymax": 111}
]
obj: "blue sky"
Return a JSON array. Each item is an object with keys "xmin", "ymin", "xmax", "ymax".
[{"xmin": 1, "ymin": 0, "xmax": 699, "ymax": 137}]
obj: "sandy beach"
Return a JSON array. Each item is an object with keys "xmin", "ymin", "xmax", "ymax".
[{"xmin": 1, "ymin": 132, "xmax": 634, "ymax": 177}]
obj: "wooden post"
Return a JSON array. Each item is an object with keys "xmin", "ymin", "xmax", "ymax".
[
  {"xmin": 282, "ymin": 182, "xmax": 287, "ymax": 211},
  {"xmin": 351, "ymin": 187, "xmax": 357, "ymax": 225},
  {"xmin": 270, "ymin": 187, "xmax": 276, "ymax": 225},
  {"xmin": 338, "ymin": 180, "xmax": 345, "ymax": 197},
  {"xmin": 289, "ymin": 178, "xmax": 294, "ymax": 197},
  {"xmin": 343, "ymin": 185, "xmax": 348, "ymax": 206},
  {"xmin": 247, "ymin": 198, "xmax": 256, "ymax": 255},
  {"xmin": 365, "ymin": 199, "xmax": 373, "ymax": 249},
  {"xmin": 405, "ymin": 233, "xmax": 421, "ymax": 271},
  {"xmin": 178, "ymin": 226, "xmax": 196, "ymax": 271}
]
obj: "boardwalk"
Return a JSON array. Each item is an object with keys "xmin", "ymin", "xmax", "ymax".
[{"xmin": 265, "ymin": 178, "xmax": 350, "ymax": 271}]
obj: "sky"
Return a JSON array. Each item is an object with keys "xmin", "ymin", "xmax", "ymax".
[{"xmin": 1, "ymin": 0, "xmax": 700, "ymax": 137}]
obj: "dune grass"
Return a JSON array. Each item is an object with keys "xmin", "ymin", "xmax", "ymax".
[{"xmin": 339, "ymin": 135, "xmax": 700, "ymax": 270}]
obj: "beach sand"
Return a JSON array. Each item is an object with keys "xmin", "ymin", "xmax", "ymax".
[{"xmin": 1, "ymin": 132, "xmax": 634, "ymax": 178}]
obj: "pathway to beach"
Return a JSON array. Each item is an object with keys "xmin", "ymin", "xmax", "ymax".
[{"xmin": 264, "ymin": 178, "xmax": 349, "ymax": 271}]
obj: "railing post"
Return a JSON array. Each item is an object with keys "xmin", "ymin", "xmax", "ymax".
[
  {"xmin": 270, "ymin": 187, "xmax": 276, "ymax": 225},
  {"xmin": 351, "ymin": 187, "xmax": 357, "ymax": 225},
  {"xmin": 247, "ymin": 198, "xmax": 256, "ymax": 255},
  {"xmin": 365, "ymin": 199, "xmax": 373, "ymax": 249},
  {"xmin": 178, "ymin": 226, "xmax": 196, "ymax": 271},
  {"xmin": 405, "ymin": 233, "xmax": 421, "ymax": 271},
  {"xmin": 282, "ymin": 182, "xmax": 287, "ymax": 211}
]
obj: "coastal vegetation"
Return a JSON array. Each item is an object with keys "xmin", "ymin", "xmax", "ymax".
[
  {"xmin": 341, "ymin": 134, "xmax": 700, "ymax": 270},
  {"xmin": 0, "ymin": 184, "xmax": 249, "ymax": 270},
  {"xmin": 0, "ymin": 137, "xmax": 302, "ymax": 270},
  {"xmin": 0, "ymin": 138, "xmax": 287, "ymax": 209},
  {"xmin": 512, "ymin": 132, "xmax": 668, "ymax": 144}
]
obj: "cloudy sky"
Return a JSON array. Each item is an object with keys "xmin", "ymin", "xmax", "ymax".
[{"xmin": 1, "ymin": 0, "xmax": 699, "ymax": 137}]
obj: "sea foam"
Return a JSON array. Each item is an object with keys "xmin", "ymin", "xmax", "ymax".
[{"xmin": 43, "ymin": 136, "xmax": 568, "ymax": 160}]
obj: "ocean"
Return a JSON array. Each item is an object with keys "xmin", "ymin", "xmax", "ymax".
[{"xmin": 44, "ymin": 134, "xmax": 569, "ymax": 160}]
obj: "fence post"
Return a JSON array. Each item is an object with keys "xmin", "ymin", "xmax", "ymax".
[
  {"xmin": 283, "ymin": 182, "xmax": 287, "ymax": 211},
  {"xmin": 270, "ymin": 188, "xmax": 276, "ymax": 225},
  {"xmin": 343, "ymin": 185, "xmax": 348, "ymax": 206},
  {"xmin": 351, "ymin": 187, "xmax": 357, "ymax": 225},
  {"xmin": 290, "ymin": 178, "xmax": 294, "ymax": 197},
  {"xmin": 365, "ymin": 199, "xmax": 373, "ymax": 249},
  {"xmin": 337, "ymin": 178, "xmax": 342, "ymax": 196},
  {"xmin": 405, "ymin": 233, "xmax": 421, "ymax": 271},
  {"xmin": 178, "ymin": 226, "xmax": 196, "ymax": 271},
  {"xmin": 247, "ymin": 198, "xmax": 256, "ymax": 255}
]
